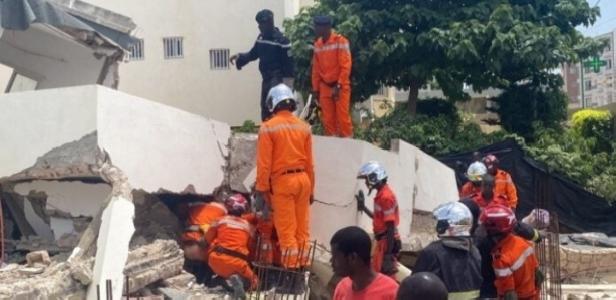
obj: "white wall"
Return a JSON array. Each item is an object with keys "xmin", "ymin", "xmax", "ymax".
[
  {"xmin": 14, "ymin": 181, "xmax": 111, "ymax": 217},
  {"xmin": 83, "ymin": 0, "xmax": 292, "ymax": 125},
  {"xmin": 0, "ymin": 85, "xmax": 229, "ymax": 195}
]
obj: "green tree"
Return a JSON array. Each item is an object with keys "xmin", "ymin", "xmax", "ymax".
[{"xmin": 284, "ymin": 0, "xmax": 603, "ymax": 117}]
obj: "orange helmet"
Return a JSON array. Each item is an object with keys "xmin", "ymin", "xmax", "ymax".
[{"xmin": 479, "ymin": 204, "xmax": 516, "ymax": 234}]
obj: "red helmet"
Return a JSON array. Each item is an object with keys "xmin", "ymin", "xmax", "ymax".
[
  {"xmin": 224, "ymin": 193, "xmax": 248, "ymax": 215},
  {"xmin": 479, "ymin": 204, "xmax": 516, "ymax": 234}
]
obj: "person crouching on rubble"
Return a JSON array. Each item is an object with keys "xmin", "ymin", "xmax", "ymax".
[
  {"xmin": 413, "ymin": 201, "xmax": 482, "ymax": 299},
  {"xmin": 205, "ymin": 193, "xmax": 257, "ymax": 299},
  {"xmin": 181, "ymin": 197, "xmax": 228, "ymax": 284}
]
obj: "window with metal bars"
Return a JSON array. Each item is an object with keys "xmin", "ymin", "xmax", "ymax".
[
  {"xmin": 129, "ymin": 39, "xmax": 144, "ymax": 61},
  {"xmin": 209, "ymin": 49, "xmax": 230, "ymax": 70},
  {"xmin": 163, "ymin": 37, "xmax": 184, "ymax": 59}
]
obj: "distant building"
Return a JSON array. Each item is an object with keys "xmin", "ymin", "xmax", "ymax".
[
  {"xmin": 562, "ymin": 30, "xmax": 616, "ymax": 109},
  {"xmin": 0, "ymin": 0, "xmax": 314, "ymax": 126}
]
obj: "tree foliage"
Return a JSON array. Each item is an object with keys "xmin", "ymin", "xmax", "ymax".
[
  {"xmin": 492, "ymin": 74, "xmax": 568, "ymax": 139},
  {"xmin": 284, "ymin": 0, "xmax": 603, "ymax": 115}
]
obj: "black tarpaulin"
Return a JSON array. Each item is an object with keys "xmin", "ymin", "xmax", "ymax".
[{"xmin": 439, "ymin": 139, "xmax": 616, "ymax": 235}]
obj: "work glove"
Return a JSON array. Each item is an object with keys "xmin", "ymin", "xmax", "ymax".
[
  {"xmin": 332, "ymin": 84, "xmax": 341, "ymax": 101},
  {"xmin": 254, "ymin": 191, "xmax": 267, "ymax": 212},
  {"xmin": 381, "ymin": 254, "xmax": 397, "ymax": 275},
  {"xmin": 355, "ymin": 190, "xmax": 366, "ymax": 212}
]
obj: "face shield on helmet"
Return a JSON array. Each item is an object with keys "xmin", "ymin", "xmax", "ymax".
[
  {"xmin": 224, "ymin": 193, "xmax": 248, "ymax": 215},
  {"xmin": 433, "ymin": 202, "xmax": 473, "ymax": 237},
  {"xmin": 356, "ymin": 161, "xmax": 388, "ymax": 191},
  {"xmin": 266, "ymin": 84, "xmax": 296, "ymax": 113},
  {"xmin": 479, "ymin": 204, "xmax": 516, "ymax": 235},
  {"xmin": 466, "ymin": 162, "xmax": 487, "ymax": 183}
]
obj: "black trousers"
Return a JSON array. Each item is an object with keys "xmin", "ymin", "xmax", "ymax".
[{"xmin": 260, "ymin": 77, "xmax": 283, "ymax": 121}]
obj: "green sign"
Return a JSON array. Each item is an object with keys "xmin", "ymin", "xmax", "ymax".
[{"xmin": 583, "ymin": 56, "xmax": 607, "ymax": 73}]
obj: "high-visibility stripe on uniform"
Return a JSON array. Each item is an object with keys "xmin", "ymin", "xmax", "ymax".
[
  {"xmin": 314, "ymin": 43, "xmax": 350, "ymax": 53},
  {"xmin": 260, "ymin": 123, "xmax": 311, "ymax": 134},
  {"xmin": 209, "ymin": 202, "xmax": 228, "ymax": 214},
  {"xmin": 256, "ymin": 39, "xmax": 291, "ymax": 48},
  {"xmin": 448, "ymin": 290, "xmax": 480, "ymax": 300},
  {"xmin": 215, "ymin": 218, "xmax": 252, "ymax": 233},
  {"xmin": 383, "ymin": 205, "xmax": 397, "ymax": 216},
  {"xmin": 494, "ymin": 247, "xmax": 535, "ymax": 277}
]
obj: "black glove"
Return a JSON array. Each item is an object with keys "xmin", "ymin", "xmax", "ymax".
[
  {"xmin": 381, "ymin": 254, "xmax": 397, "ymax": 275},
  {"xmin": 356, "ymin": 191, "xmax": 366, "ymax": 212}
]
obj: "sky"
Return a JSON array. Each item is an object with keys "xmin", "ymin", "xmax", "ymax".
[{"xmin": 578, "ymin": 0, "xmax": 616, "ymax": 37}]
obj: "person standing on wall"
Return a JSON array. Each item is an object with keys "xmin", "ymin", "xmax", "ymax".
[
  {"xmin": 311, "ymin": 16, "xmax": 353, "ymax": 137},
  {"xmin": 255, "ymin": 84, "xmax": 314, "ymax": 293},
  {"xmin": 230, "ymin": 9, "xmax": 295, "ymax": 121}
]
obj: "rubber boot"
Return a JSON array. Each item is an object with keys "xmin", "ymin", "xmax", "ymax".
[{"xmin": 227, "ymin": 274, "xmax": 247, "ymax": 300}]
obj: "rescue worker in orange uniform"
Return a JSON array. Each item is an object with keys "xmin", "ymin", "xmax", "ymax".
[
  {"xmin": 205, "ymin": 194, "xmax": 257, "ymax": 299},
  {"xmin": 483, "ymin": 154, "xmax": 518, "ymax": 210},
  {"xmin": 181, "ymin": 200, "xmax": 228, "ymax": 285},
  {"xmin": 355, "ymin": 161, "xmax": 401, "ymax": 276},
  {"xmin": 459, "ymin": 161, "xmax": 488, "ymax": 198},
  {"xmin": 311, "ymin": 16, "xmax": 353, "ymax": 137},
  {"xmin": 480, "ymin": 205, "xmax": 543, "ymax": 300},
  {"xmin": 181, "ymin": 201, "xmax": 228, "ymax": 246},
  {"xmin": 467, "ymin": 174, "xmax": 509, "ymax": 209},
  {"xmin": 255, "ymin": 84, "xmax": 314, "ymax": 272}
]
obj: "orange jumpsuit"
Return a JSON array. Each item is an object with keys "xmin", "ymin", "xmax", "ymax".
[
  {"xmin": 256, "ymin": 110, "xmax": 314, "ymax": 269},
  {"xmin": 205, "ymin": 215, "xmax": 257, "ymax": 289},
  {"xmin": 459, "ymin": 182, "xmax": 481, "ymax": 198},
  {"xmin": 181, "ymin": 202, "xmax": 227, "ymax": 243},
  {"xmin": 312, "ymin": 32, "xmax": 353, "ymax": 137},
  {"xmin": 371, "ymin": 184, "xmax": 401, "ymax": 274},
  {"xmin": 494, "ymin": 169, "xmax": 518, "ymax": 209},
  {"xmin": 470, "ymin": 193, "xmax": 509, "ymax": 209},
  {"xmin": 492, "ymin": 234, "xmax": 539, "ymax": 300}
]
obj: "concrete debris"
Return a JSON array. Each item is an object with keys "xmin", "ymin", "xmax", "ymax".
[
  {"xmin": 130, "ymin": 192, "xmax": 182, "ymax": 249},
  {"xmin": 124, "ymin": 240, "xmax": 184, "ymax": 294},
  {"xmin": 26, "ymin": 250, "xmax": 51, "ymax": 267},
  {"xmin": 18, "ymin": 266, "xmax": 46, "ymax": 276},
  {"xmin": 70, "ymin": 262, "xmax": 93, "ymax": 285},
  {"xmin": 162, "ymin": 271, "xmax": 197, "ymax": 289}
]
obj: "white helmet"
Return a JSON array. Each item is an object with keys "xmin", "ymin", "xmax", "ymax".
[
  {"xmin": 267, "ymin": 84, "xmax": 296, "ymax": 112},
  {"xmin": 357, "ymin": 161, "xmax": 388, "ymax": 188},
  {"xmin": 466, "ymin": 162, "xmax": 487, "ymax": 182},
  {"xmin": 433, "ymin": 202, "xmax": 473, "ymax": 237}
]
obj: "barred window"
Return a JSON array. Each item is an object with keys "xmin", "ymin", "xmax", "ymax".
[
  {"xmin": 129, "ymin": 39, "xmax": 144, "ymax": 61},
  {"xmin": 209, "ymin": 49, "xmax": 230, "ymax": 70},
  {"xmin": 163, "ymin": 37, "xmax": 184, "ymax": 59}
]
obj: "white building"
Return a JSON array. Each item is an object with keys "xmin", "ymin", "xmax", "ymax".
[{"xmin": 0, "ymin": 0, "xmax": 314, "ymax": 125}]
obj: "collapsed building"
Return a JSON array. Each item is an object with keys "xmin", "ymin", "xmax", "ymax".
[
  {"xmin": 2, "ymin": 1, "xmax": 614, "ymax": 300},
  {"xmin": 0, "ymin": 2, "xmax": 458, "ymax": 296}
]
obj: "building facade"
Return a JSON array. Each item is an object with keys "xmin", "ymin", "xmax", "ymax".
[
  {"xmin": 0, "ymin": 0, "xmax": 313, "ymax": 125},
  {"xmin": 563, "ymin": 30, "xmax": 616, "ymax": 109}
]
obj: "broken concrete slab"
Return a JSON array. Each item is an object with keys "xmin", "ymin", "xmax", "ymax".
[
  {"xmin": 124, "ymin": 240, "xmax": 184, "ymax": 294},
  {"xmin": 0, "ymin": 85, "xmax": 230, "ymax": 195}
]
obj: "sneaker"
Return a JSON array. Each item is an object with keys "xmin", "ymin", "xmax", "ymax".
[{"xmin": 227, "ymin": 274, "xmax": 247, "ymax": 300}]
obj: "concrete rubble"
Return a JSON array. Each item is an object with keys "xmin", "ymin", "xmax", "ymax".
[{"xmin": 0, "ymin": 85, "xmax": 459, "ymax": 298}]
